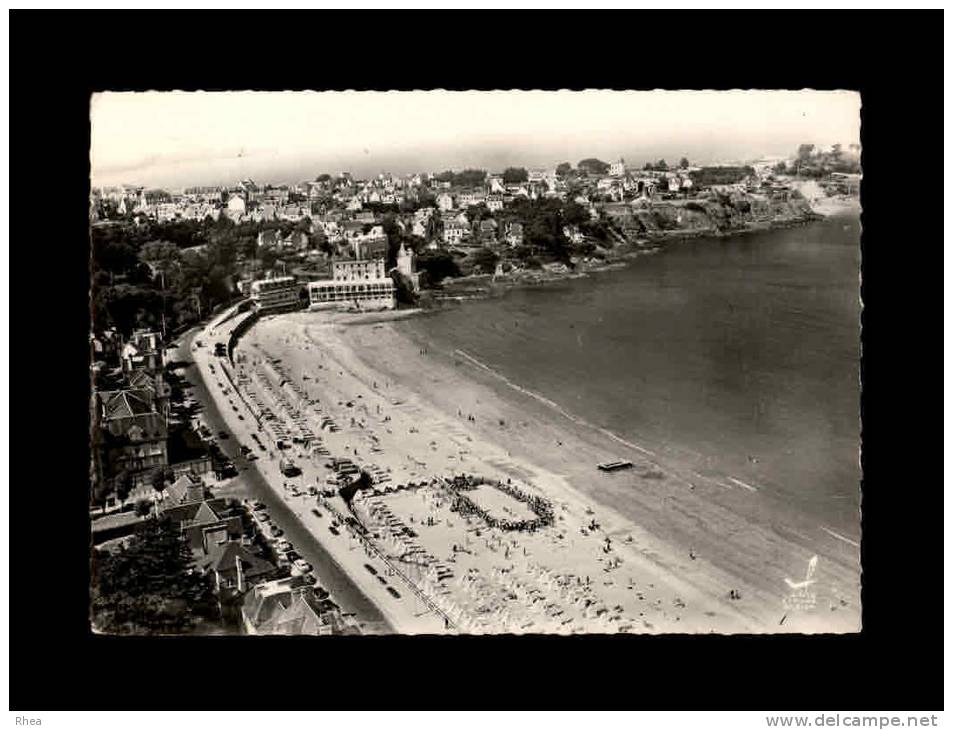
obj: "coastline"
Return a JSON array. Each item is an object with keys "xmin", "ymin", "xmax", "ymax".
[
  {"xmin": 190, "ymin": 202, "xmax": 862, "ymax": 634},
  {"xmin": 268, "ymin": 311, "xmax": 860, "ymax": 633},
  {"xmin": 433, "ymin": 201, "xmax": 849, "ymax": 304}
]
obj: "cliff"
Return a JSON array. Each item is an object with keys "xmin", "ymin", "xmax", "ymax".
[{"xmin": 606, "ymin": 191, "xmax": 818, "ymax": 241}]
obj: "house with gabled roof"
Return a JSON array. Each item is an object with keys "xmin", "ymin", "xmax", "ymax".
[
  {"xmin": 97, "ymin": 388, "xmax": 169, "ymax": 485},
  {"xmin": 160, "ymin": 496, "xmax": 244, "ymax": 551},
  {"xmin": 241, "ymin": 576, "xmax": 358, "ymax": 635},
  {"xmin": 200, "ymin": 539, "xmax": 277, "ymax": 592},
  {"xmin": 126, "ymin": 369, "xmax": 171, "ymax": 420},
  {"xmin": 162, "ymin": 472, "xmax": 207, "ymax": 506}
]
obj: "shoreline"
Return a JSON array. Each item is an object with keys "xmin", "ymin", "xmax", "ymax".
[
  {"xmin": 259, "ymin": 311, "xmax": 860, "ymax": 633},
  {"xmin": 432, "ymin": 205, "xmax": 853, "ymax": 305},
  {"xmin": 190, "ymin": 203, "xmax": 862, "ymax": 634}
]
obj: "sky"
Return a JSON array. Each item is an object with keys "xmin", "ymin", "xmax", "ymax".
[{"xmin": 90, "ymin": 90, "xmax": 861, "ymax": 190}]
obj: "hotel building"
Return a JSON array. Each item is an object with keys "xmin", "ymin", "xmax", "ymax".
[
  {"xmin": 249, "ymin": 276, "xmax": 302, "ymax": 312},
  {"xmin": 308, "ymin": 259, "xmax": 395, "ymax": 312}
]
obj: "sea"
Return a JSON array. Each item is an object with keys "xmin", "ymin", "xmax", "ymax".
[{"xmin": 398, "ymin": 214, "xmax": 862, "ymax": 539}]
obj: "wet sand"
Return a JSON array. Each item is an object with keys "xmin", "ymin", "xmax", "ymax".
[{"xmin": 247, "ymin": 312, "xmax": 860, "ymax": 633}]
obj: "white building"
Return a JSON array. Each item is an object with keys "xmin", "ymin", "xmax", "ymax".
[
  {"xmin": 249, "ymin": 276, "xmax": 301, "ymax": 312},
  {"xmin": 442, "ymin": 220, "xmax": 469, "ymax": 245},
  {"xmin": 227, "ymin": 195, "xmax": 247, "ymax": 214},
  {"xmin": 394, "ymin": 243, "xmax": 420, "ymax": 293},
  {"xmin": 308, "ymin": 259, "xmax": 396, "ymax": 312},
  {"xmin": 458, "ymin": 191, "xmax": 486, "ymax": 208},
  {"xmin": 436, "ymin": 193, "xmax": 455, "ymax": 211},
  {"xmin": 610, "ymin": 158, "xmax": 626, "ymax": 177},
  {"xmin": 486, "ymin": 195, "xmax": 504, "ymax": 212}
]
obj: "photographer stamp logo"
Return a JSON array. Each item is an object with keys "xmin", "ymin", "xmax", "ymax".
[{"xmin": 783, "ymin": 555, "xmax": 818, "ymax": 611}]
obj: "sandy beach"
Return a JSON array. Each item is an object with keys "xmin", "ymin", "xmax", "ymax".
[{"xmin": 207, "ymin": 308, "xmax": 860, "ymax": 634}]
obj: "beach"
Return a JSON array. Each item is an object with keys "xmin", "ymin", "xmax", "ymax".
[{"xmin": 220, "ymin": 306, "xmax": 860, "ymax": 634}]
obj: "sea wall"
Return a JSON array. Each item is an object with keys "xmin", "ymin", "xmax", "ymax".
[{"xmin": 227, "ymin": 308, "xmax": 260, "ymax": 364}]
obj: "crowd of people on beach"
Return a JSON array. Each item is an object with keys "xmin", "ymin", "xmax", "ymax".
[{"xmin": 442, "ymin": 474, "xmax": 555, "ymax": 533}]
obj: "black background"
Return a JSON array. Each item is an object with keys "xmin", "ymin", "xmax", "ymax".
[{"xmin": 8, "ymin": 9, "xmax": 943, "ymax": 711}]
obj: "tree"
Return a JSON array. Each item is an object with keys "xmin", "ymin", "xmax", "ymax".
[
  {"xmin": 797, "ymin": 144, "xmax": 816, "ymax": 161},
  {"xmin": 139, "ymin": 240, "xmax": 182, "ymax": 269},
  {"xmin": 467, "ymin": 247, "xmax": 499, "ymax": 274},
  {"xmin": 416, "ymin": 250, "xmax": 461, "ymax": 286},
  {"xmin": 381, "ymin": 214, "xmax": 403, "ymax": 269},
  {"xmin": 689, "ymin": 166, "xmax": 755, "ymax": 187},
  {"xmin": 679, "ymin": 157, "xmax": 690, "ymax": 169},
  {"xmin": 390, "ymin": 269, "xmax": 418, "ymax": 306},
  {"xmin": 555, "ymin": 162, "xmax": 572, "ymax": 177},
  {"xmin": 151, "ymin": 466, "xmax": 169, "ymax": 496},
  {"xmin": 466, "ymin": 203, "xmax": 490, "ymax": 224},
  {"xmin": 317, "ymin": 236, "xmax": 336, "ymax": 257},
  {"xmin": 259, "ymin": 247, "xmax": 280, "ymax": 271},
  {"xmin": 92, "ymin": 479, "xmax": 112, "ymax": 514},
  {"xmin": 316, "ymin": 173, "xmax": 332, "ymax": 183},
  {"xmin": 502, "ymin": 167, "xmax": 529, "ymax": 184},
  {"xmin": 91, "ymin": 517, "xmax": 219, "ymax": 634},
  {"xmin": 135, "ymin": 499, "xmax": 153, "ymax": 518},
  {"xmin": 417, "ymin": 188, "xmax": 437, "ymax": 209},
  {"xmin": 114, "ymin": 469, "xmax": 133, "ymax": 507},
  {"xmin": 562, "ymin": 201, "xmax": 590, "ymax": 227},
  {"xmin": 453, "ymin": 169, "xmax": 487, "ymax": 187},
  {"xmin": 92, "ymin": 230, "xmax": 141, "ymax": 275},
  {"xmin": 577, "ymin": 158, "xmax": 610, "ymax": 175},
  {"xmin": 656, "ymin": 159, "xmax": 669, "ymax": 171}
]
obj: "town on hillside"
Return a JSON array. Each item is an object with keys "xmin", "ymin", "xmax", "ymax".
[{"xmin": 91, "ymin": 145, "xmax": 861, "ymax": 328}]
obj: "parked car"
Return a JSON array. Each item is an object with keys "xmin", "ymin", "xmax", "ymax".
[
  {"xmin": 293, "ymin": 559, "xmax": 312, "ymax": 574},
  {"xmin": 218, "ymin": 431, "xmax": 229, "ymax": 440}
]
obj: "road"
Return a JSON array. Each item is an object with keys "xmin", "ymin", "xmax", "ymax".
[{"xmin": 171, "ymin": 327, "xmax": 394, "ymax": 635}]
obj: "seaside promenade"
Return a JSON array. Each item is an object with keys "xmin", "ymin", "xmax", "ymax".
[{"xmin": 187, "ymin": 307, "xmax": 450, "ymax": 635}]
